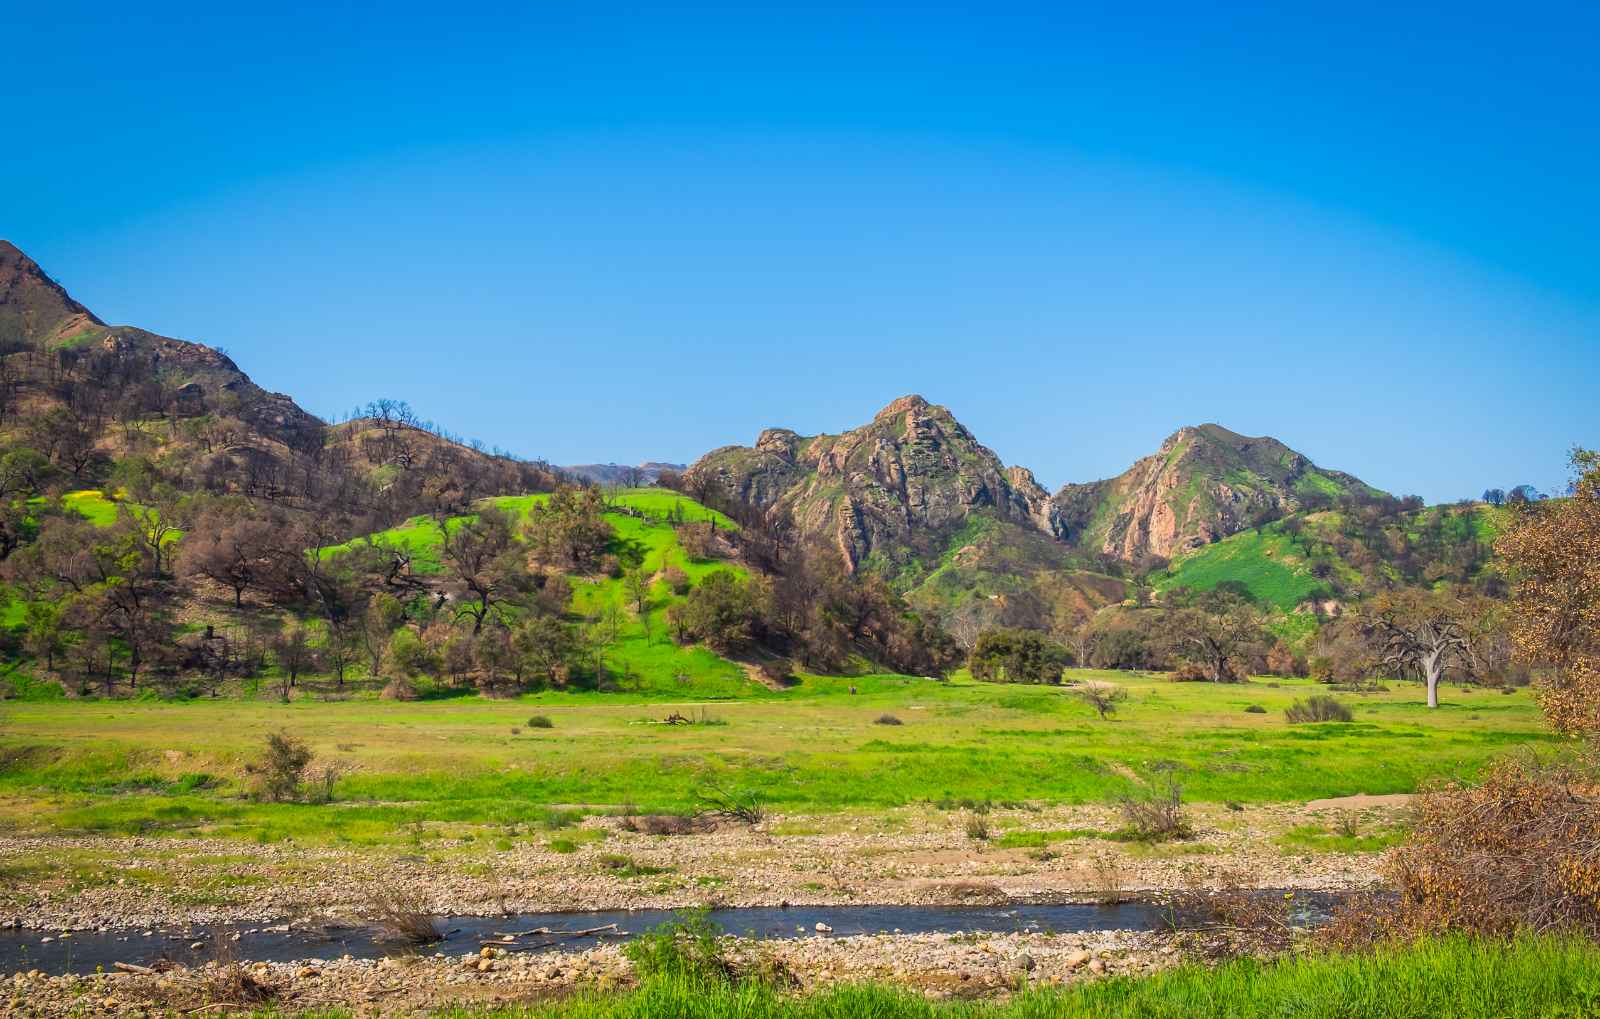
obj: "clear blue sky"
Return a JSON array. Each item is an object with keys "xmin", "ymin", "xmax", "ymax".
[{"xmin": 5, "ymin": 3, "xmax": 1595, "ymax": 502}]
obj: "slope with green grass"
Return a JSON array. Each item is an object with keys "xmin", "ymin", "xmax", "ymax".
[
  {"xmin": 325, "ymin": 489, "xmax": 758, "ymax": 696},
  {"xmin": 1154, "ymin": 503, "xmax": 1504, "ymax": 611}
]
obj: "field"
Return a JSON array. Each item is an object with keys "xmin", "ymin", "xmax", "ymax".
[{"xmin": 0, "ymin": 671, "xmax": 1545, "ymax": 847}]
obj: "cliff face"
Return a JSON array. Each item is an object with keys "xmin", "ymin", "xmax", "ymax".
[
  {"xmin": 684, "ymin": 395, "xmax": 1065, "ymax": 570},
  {"xmin": 1053, "ymin": 423, "xmax": 1376, "ymax": 562}
]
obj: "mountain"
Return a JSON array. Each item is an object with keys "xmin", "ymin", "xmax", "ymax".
[
  {"xmin": 0, "ymin": 241, "xmax": 104, "ymax": 347},
  {"xmin": 684, "ymin": 395, "xmax": 1064, "ymax": 571},
  {"xmin": 1052, "ymin": 424, "xmax": 1381, "ymax": 563},
  {"xmin": 0, "ymin": 241, "xmax": 555, "ymax": 525},
  {"xmin": 561, "ymin": 462, "xmax": 686, "ymax": 486}
]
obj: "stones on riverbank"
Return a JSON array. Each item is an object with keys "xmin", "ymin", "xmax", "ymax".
[
  {"xmin": 0, "ymin": 800, "xmax": 1390, "ymax": 934},
  {"xmin": 11, "ymin": 929, "xmax": 1168, "ymax": 1017}
]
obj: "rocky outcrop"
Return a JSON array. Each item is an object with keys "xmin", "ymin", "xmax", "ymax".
[
  {"xmin": 1053, "ymin": 424, "xmax": 1376, "ymax": 562},
  {"xmin": 684, "ymin": 395, "xmax": 1066, "ymax": 570}
]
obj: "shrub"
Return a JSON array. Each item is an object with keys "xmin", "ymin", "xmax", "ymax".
[
  {"xmin": 623, "ymin": 814, "xmax": 708, "ymax": 836},
  {"xmin": 1244, "ymin": 704, "xmax": 1267, "ymax": 713},
  {"xmin": 247, "ymin": 731, "xmax": 313, "ymax": 802},
  {"xmin": 758, "ymin": 658, "xmax": 795, "ymax": 686},
  {"xmin": 1118, "ymin": 772, "xmax": 1193, "ymax": 842},
  {"xmin": 661, "ymin": 565, "xmax": 690, "ymax": 595},
  {"xmin": 527, "ymin": 714, "xmax": 554, "ymax": 728},
  {"xmin": 965, "ymin": 814, "xmax": 991, "ymax": 841},
  {"xmin": 1075, "ymin": 681, "xmax": 1127, "ymax": 719},
  {"xmin": 698, "ymin": 781, "xmax": 766, "ymax": 825},
  {"xmin": 624, "ymin": 907, "xmax": 734, "ymax": 983},
  {"xmin": 367, "ymin": 891, "xmax": 443, "ymax": 945},
  {"xmin": 874, "ymin": 713, "xmax": 904, "ymax": 726},
  {"xmin": 1285, "ymin": 694, "xmax": 1353, "ymax": 723},
  {"xmin": 1324, "ymin": 756, "xmax": 1600, "ymax": 947},
  {"xmin": 380, "ymin": 677, "xmax": 418, "ymax": 701}
]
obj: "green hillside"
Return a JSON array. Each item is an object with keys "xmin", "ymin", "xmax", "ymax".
[
  {"xmin": 329, "ymin": 489, "xmax": 761, "ymax": 696},
  {"xmin": 1155, "ymin": 503, "xmax": 1505, "ymax": 611}
]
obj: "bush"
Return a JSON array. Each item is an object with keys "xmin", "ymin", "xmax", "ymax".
[
  {"xmin": 247, "ymin": 731, "xmax": 313, "ymax": 802},
  {"xmin": 661, "ymin": 565, "xmax": 690, "ymax": 595},
  {"xmin": 1325, "ymin": 756, "xmax": 1600, "ymax": 947},
  {"xmin": 874, "ymin": 713, "xmax": 904, "ymax": 726},
  {"xmin": 758, "ymin": 658, "xmax": 795, "ymax": 686},
  {"xmin": 1244, "ymin": 704, "xmax": 1267, "ymax": 713},
  {"xmin": 380, "ymin": 677, "xmax": 418, "ymax": 701},
  {"xmin": 624, "ymin": 907, "xmax": 735, "ymax": 983},
  {"xmin": 965, "ymin": 814, "xmax": 991, "ymax": 841},
  {"xmin": 527, "ymin": 714, "xmax": 554, "ymax": 728},
  {"xmin": 1118, "ymin": 772, "xmax": 1193, "ymax": 842},
  {"xmin": 1285, "ymin": 695, "xmax": 1353, "ymax": 723}
]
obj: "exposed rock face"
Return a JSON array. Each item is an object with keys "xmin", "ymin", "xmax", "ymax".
[
  {"xmin": 1052, "ymin": 424, "xmax": 1375, "ymax": 562},
  {"xmin": 684, "ymin": 395, "xmax": 1065, "ymax": 570},
  {"xmin": 560, "ymin": 461, "xmax": 687, "ymax": 485}
]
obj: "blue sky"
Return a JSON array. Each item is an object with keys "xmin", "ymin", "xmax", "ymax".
[{"xmin": 5, "ymin": 3, "xmax": 1595, "ymax": 501}]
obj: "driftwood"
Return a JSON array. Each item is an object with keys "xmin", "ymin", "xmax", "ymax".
[
  {"xmin": 479, "ymin": 923, "xmax": 622, "ymax": 951},
  {"xmin": 113, "ymin": 961, "xmax": 156, "ymax": 975}
]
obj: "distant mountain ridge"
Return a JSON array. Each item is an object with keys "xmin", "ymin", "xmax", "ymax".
[
  {"xmin": 562, "ymin": 462, "xmax": 686, "ymax": 486},
  {"xmin": 683, "ymin": 397, "xmax": 1382, "ymax": 573}
]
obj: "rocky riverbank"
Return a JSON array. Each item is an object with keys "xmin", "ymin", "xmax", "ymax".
[
  {"xmin": 7, "ymin": 928, "xmax": 1170, "ymax": 1017},
  {"xmin": 0, "ymin": 800, "xmax": 1395, "ymax": 933}
]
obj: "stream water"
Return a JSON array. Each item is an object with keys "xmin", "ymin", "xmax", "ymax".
[{"xmin": 3, "ymin": 895, "xmax": 1341, "ymax": 976}]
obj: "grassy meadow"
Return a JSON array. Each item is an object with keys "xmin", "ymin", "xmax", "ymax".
[{"xmin": 0, "ymin": 670, "xmax": 1547, "ymax": 848}]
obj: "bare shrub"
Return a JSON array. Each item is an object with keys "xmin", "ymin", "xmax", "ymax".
[
  {"xmin": 874, "ymin": 713, "xmax": 904, "ymax": 726},
  {"xmin": 965, "ymin": 814, "xmax": 991, "ymax": 841},
  {"xmin": 1285, "ymin": 695, "xmax": 1353, "ymax": 723},
  {"xmin": 1075, "ymin": 681, "xmax": 1127, "ymax": 719},
  {"xmin": 1165, "ymin": 880, "xmax": 1301, "ymax": 959},
  {"xmin": 938, "ymin": 880, "xmax": 1006, "ymax": 902},
  {"xmin": 369, "ymin": 892, "xmax": 444, "ymax": 945},
  {"xmin": 305, "ymin": 762, "xmax": 352, "ymax": 805},
  {"xmin": 198, "ymin": 938, "xmax": 277, "ymax": 1006},
  {"xmin": 381, "ymin": 677, "xmax": 418, "ymax": 701},
  {"xmin": 1323, "ymin": 755, "xmax": 1600, "ymax": 947},
  {"xmin": 1118, "ymin": 771, "xmax": 1193, "ymax": 842},
  {"xmin": 697, "ymin": 780, "xmax": 766, "ymax": 825},
  {"xmin": 1089, "ymin": 854, "xmax": 1130, "ymax": 905},
  {"xmin": 247, "ymin": 731, "xmax": 312, "ymax": 802}
]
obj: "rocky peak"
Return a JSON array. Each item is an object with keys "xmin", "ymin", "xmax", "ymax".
[
  {"xmin": 1053, "ymin": 423, "xmax": 1377, "ymax": 562},
  {"xmin": 684, "ymin": 396, "xmax": 1065, "ymax": 571}
]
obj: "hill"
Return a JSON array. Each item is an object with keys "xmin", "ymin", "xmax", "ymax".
[
  {"xmin": 0, "ymin": 241, "xmax": 557, "ymax": 532},
  {"xmin": 683, "ymin": 395, "xmax": 1066, "ymax": 572},
  {"xmin": 1154, "ymin": 500, "xmax": 1506, "ymax": 611},
  {"xmin": 1053, "ymin": 424, "xmax": 1382, "ymax": 564}
]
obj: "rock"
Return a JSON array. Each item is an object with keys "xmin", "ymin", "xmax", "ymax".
[
  {"xmin": 479, "ymin": 947, "xmax": 495, "ymax": 959},
  {"xmin": 1065, "ymin": 950, "xmax": 1090, "ymax": 969},
  {"xmin": 1088, "ymin": 959, "xmax": 1106, "ymax": 975},
  {"xmin": 476, "ymin": 959, "xmax": 493, "ymax": 972},
  {"xmin": 1015, "ymin": 953, "xmax": 1036, "ymax": 972},
  {"xmin": 814, "ymin": 922, "xmax": 832, "ymax": 933},
  {"xmin": 296, "ymin": 967, "xmax": 320, "ymax": 978}
]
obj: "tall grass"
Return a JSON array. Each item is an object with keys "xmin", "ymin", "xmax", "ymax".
[{"xmin": 288, "ymin": 935, "xmax": 1600, "ymax": 1018}]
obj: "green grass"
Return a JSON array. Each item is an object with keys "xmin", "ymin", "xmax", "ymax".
[
  {"xmin": 0, "ymin": 672, "xmax": 1547, "ymax": 846},
  {"xmin": 276, "ymin": 935, "xmax": 1600, "ymax": 1018},
  {"xmin": 1154, "ymin": 525, "xmax": 1323, "ymax": 611}
]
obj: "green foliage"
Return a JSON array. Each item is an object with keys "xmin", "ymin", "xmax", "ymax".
[
  {"xmin": 969, "ymin": 628, "xmax": 1069, "ymax": 684},
  {"xmin": 623, "ymin": 907, "xmax": 734, "ymax": 983}
]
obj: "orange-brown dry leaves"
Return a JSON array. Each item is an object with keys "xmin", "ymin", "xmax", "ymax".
[{"xmin": 1494, "ymin": 449, "xmax": 1600, "ymax": 738}]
